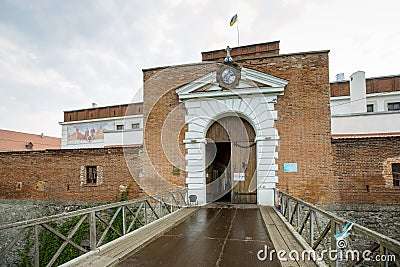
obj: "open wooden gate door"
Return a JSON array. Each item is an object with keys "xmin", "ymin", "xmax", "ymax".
[{"xmin": 206, "ymin": 116, "xmax": 256, "ymax": 204}]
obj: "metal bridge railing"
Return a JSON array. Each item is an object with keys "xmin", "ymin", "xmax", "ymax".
[
  {"xmin": 275, "ymin": 189, "xmax": 400, "ymax": 267},
  {"xmin": 0, "ymin": 189, "xmax": 189, "ymax": 267}
]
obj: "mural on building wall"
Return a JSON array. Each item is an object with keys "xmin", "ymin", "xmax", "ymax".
[{"xmin": 67, "ymin": 121, "xmax": 113, "ymax": 144}]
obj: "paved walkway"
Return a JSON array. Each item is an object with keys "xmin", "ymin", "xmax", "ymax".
[{"xmin": 119, "ymin": 205, "xmax": 280, "ymax": 267}]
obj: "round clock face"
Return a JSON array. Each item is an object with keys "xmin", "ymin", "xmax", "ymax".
[
  {"xmin": 216, "ymin": 64, "xmax": 241, "ymax": 89},
  {"xmin": 221, "ymin": 68, "xmax": 237, "ymax": 85}
]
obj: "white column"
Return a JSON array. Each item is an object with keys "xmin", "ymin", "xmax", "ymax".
[
  {"xmin": 185, "ymin": 139, "xmax": 207, "ymax": 205},
  {"xmin": 256, "ymin": 139, "xmax": 278, "ymax": 206}
]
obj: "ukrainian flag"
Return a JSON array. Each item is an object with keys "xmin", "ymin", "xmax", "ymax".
[{"xmin": 230, "ymin": 14, "xmax": 238, "ymax": 26}]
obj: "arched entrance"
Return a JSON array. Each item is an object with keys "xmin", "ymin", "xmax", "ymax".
[
  {"xmin": 205, "ymin": 116, "xmax": 257, "ymax": 204},
  {"xmin": 176, "ymin": 66, "xmax": 287, "ymax": 205}
]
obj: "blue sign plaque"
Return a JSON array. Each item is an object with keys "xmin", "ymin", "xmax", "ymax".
[{"xmin": 284, "ymin": 163, "xmax": 298, "ymax": 173}]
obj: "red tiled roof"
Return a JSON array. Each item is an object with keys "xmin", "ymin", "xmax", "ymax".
[{"xmin": 0, "ymin": 129, "xmax": 61, "ymax": 152}]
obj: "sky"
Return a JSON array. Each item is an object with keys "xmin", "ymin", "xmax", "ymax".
[{"xmin": 0, "ymin": 0, "xmax": 399, "ymax": 137}]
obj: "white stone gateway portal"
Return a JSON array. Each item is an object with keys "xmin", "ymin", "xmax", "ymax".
[{"xmin": 176, "ymin": 66, "xmax": 288, "ymax": 206}]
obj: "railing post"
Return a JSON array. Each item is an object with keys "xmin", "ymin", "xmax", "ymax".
[
  {"xmin": 281, "ymin": 195, "xmax": 285, "ymax": 215},
  {"xmin": 89, "ymin": 211, "xmax": 97, "ymax": 250},
  {"xmin": 170, "ymin": 194, "xmax": 173, "ymax": 213},
  {"xmin": 310, "ymin": 210, "xmax": 314, "ymax": 248},
  {"xmin": 287, "ymin": 197, "xmax": 292, "ymax": 221},
  {"xmin": 34, "ymin": 225, "xmax": 39, "ymax": 267},
  {"xmin": 159, "ymin": 197, "xmax": 163, "ymax": 217},
  {"xmin": 330, "ymin": 220, "xmax": 338, "ymax": 267},
  {"xmin": 144, "ymin": 200, "xmax": 148, "ymax": 225},
  {"xmin": 379, "ymin": 243, "xmax": 388, "ymax": 267},
  {"xmin": 296, "ymin": 204, "xmax": 300, "ymax": 229},
  {"xmin": 122, "ymin": 206, "xmax": 126, "ymax": 236}
]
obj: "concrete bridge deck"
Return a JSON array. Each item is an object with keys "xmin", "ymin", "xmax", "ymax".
[{"xmin": 65, "ymin": 204, "xmax": 318, "ymax": 267}]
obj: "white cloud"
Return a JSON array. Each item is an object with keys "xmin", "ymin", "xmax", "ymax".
[{"xmin": 0, "ymin": 0, "xmax": 399, "ymax": 137}]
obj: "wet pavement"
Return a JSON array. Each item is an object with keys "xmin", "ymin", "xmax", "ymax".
[{"xmin": 119, "ymin": 205, "xmax": 279, "ymax": 267}]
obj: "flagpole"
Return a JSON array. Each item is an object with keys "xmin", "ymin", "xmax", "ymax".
[
  {"xmin": 230, "ymin": 14, "xmax": 239, "ymax": 46},
  {"xmin": 237, "ymin": 24, "xmax": 239, "ymax": 46}
]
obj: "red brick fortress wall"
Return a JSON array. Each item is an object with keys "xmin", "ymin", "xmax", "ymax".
[
  {"xmin": 142, "ymin": 63, "xmax": 217, "ymax": 193},
  {"xmin": 0, "ymin": 147, "xmax": 143, "ymax": 202},
  {"xmin": 142, "ymin": 42, "xmax": 333, "ymax": 204},
  {"xmin": 239, "ymin": 51, "xmax": 333, "ymax": 204},
  {"xmin": 202, "ymin": 41, "xmax": 280, "ymax": 62},
  {"xmin": 332, "ymin": 137, "xmax": 400, "ymax": 204}
]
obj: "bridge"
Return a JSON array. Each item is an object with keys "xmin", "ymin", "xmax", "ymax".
[{"xmin": 0, "ymin": 189, "xmax": 399, "ymax": 266}]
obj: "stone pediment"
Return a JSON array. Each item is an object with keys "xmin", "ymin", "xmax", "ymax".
[{"xmin": 175, "ymin": 67, "xmax": 288, "ymax": 100}]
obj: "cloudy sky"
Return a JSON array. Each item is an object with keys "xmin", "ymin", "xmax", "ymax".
[{"xmin": 0, "ymin": 0, "xmax": 399, "ymax": 137}]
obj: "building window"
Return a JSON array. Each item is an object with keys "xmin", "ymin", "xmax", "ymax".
[
  {"xmin": 131, "ymin": 123, "xmax": 140, "ymax": 129},
  {"xmin": 86, "ymin": 166, "xmax": 97, "ymax": 184},
  {"xmin": 367, "ymin": 104, "xmax": 374, "ymax": 112},
  {"xmin": 80, "ymin": 166, "xmax": 103, "ymax": 186},
  {"xmin": 388, "ymin": 102, "xmax": 400, "ymax": 111},
  {"xmin": 393, "ymin": 164, "xmax": 400, "ymax": 187},
  {"xmin": 116, "ymin": 124, "xmax": 124, "ymax": 130}
]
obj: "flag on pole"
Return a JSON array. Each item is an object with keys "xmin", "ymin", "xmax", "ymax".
[{"xmin": 230, "ymin": 14, "xmax": 238, "ymax": 26}]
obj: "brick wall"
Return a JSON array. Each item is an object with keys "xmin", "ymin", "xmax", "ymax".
[
  {"xmin": 0, "ymin": 147, "xmax": 143, "ymax": 202},
  {"xmin": 332, "ymin": 137, "xmax": 400, "ymax": 204},
  {"xmin": 202, "ymin": 41, "xmax": 280, "ymax": 62},
  {"xmin": 366, "ymin": 75, "xmax": 400, "ymax": 94},
  {"xmin": 142, "ymin": 63, "xmax": 217, "ymax": 193},
  {"xmin": 238, "ymin": 52, "xmax": 333, "ymax": 204},
  {"xmin": 330, "ymin": 81, "xmax": 350, "ymax": 97},
  {"xmin": 64, "ymin": 103, "xmax": 143, "ymax": 122}
]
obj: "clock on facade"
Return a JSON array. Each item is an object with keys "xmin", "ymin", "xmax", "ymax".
[{"xmin": 216, "ymin": 64, "xmax": 241, "ymax": 89}]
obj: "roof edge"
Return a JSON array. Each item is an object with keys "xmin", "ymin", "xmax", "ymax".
[
  {"xmin": 332, "ymin": 132, "xmax": 400, "ymax": 140},
  {"xmin": 142, "ymin": 50, "xmax": 330, "ymax": 72},
  {"xmin": 142, "ymin": 61, "xmax": 215, "ymax": 72},
  {"xmin": 63, "ymin": 102, "xmax": 143, "ymax": 113},
  {"xmin": 0, "ymin": 145, "xmax": 143, "ymax": 154}
]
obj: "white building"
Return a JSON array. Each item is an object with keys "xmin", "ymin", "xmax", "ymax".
[
  {"xmin": 60, "ymin": 103, "xmax": 143, "ymax": 149},
  {"xmin": 330, "ymin": 72, "xmax": 400, "ymax": 137}
]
